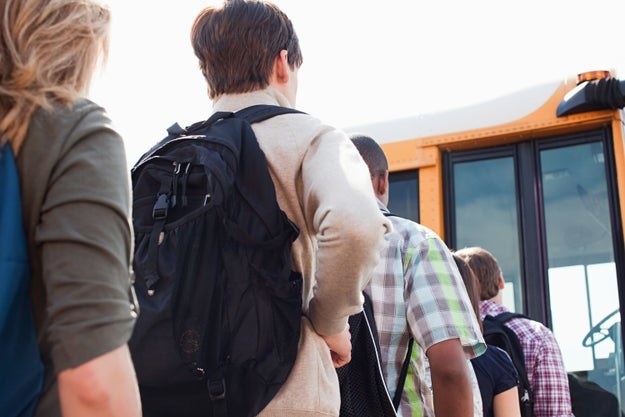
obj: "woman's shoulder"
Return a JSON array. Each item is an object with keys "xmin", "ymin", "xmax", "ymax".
[
  {"xmin": 472, "ymin": 345, "xmax": 519, "ymax": 394},
  {"xmin": 24, "ymin": 98, "xmax": 126, "ymax": 175},
  {"xmin": 31, "ymin": 98, "xmax": 112, "ymax": 138},
  {"xmin": 485, "ymin": 345, "xmax": 519, "ymax": 386},
  {"xmin": 488, "ymin": 345, "xmax": 516, "ymax": 365},
  {"xmin": 473, "ymin": 345, "xmax": 517, "ymax": 373}
]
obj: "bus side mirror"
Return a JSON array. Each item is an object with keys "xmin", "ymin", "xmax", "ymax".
[{"xmin": 557, "ymin": 78, "xmax": 625, "ymax": 117}]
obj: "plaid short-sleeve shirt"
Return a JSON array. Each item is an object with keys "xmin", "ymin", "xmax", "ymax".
[{"xmin": 366, "ymin": 205, "xmax": 485, "ymax": 417}]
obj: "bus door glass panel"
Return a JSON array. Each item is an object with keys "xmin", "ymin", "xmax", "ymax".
[
  {"xmin": 539, "ymin": 141, "xmax": 622, "ymax": 404},
  {"xmin": 389, "ymin": 170, "xmax": 419, "ymax": 222},
  {"xmin": 452, "ymin": 156, "xmax": 523, "ymax": 312}
]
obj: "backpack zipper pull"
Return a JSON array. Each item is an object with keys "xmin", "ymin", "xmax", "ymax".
[
  {"xmin": 203, "ymin": 168, "xmax": 214, "ymax": 206},
  {"xmin": 171, "ymin": 162, "xmax": 182, "ymax": 208},
  {"xmin": 181, "ymin": 162, "xmax": 191, "ymax": 207}
]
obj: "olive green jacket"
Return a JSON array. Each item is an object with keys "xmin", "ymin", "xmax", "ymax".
[{"xmin": 16, "ymin": 99, "xmax": 137, "ymax": 417}]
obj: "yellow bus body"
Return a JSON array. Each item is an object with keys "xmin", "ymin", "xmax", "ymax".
[{"xmin": 353, "ymin": 75, "xmax": 625, "ymax": 239}]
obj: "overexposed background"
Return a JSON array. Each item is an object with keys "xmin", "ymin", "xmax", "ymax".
[{"xmin": 91, "ymin": 1, "xmax": 625, "ymax": 165}]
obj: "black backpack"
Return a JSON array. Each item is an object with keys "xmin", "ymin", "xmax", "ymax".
[
  {"xmin": 129, "ymin": 105, "xmax": 304, "ymax": 417},
  {"xmin": 482, "ymin": 312, "xmax": 534, "ymax": 417},
  {"xmin": 336, "ymin": 210, "xmax": 412, "ymax": 417},
  {"xmin": 337, "ymin": 292, "xmax": 413, "ymax": 417}
]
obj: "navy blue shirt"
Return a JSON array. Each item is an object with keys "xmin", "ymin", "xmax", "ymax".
[{"xmin": 471, "ymin": 344, "xmax": 519, "ymax": 417}]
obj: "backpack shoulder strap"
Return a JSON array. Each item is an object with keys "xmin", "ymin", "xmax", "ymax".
[
  {"xmin": 168, "ymin": 111, "xmax": 237, "ymax": 137},
  {"xmin": 161, "ymin": 105, "xmax": 304, "ymax": 141},
  {"xmin": 486, "ymin": 312, "xmax": 534, "ymax": 415},
  {"xmin": 393, "ymin": 338, "xmax": 413, "ymax": 410},
  {"xmin": 493, "ymin": 311, "xmax": 531, "ymax": 324},
  {"xmin": 381, "ymin": 209, "xmax": 414, "ymax": 410},
  {"xmin": 234, "ymin": 104, "xmax": 305, "ymax": 124}
]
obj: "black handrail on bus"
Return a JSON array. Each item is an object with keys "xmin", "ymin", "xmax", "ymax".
[{"xmin": 557, "ymin": 77, "xmax": 625, "ymax": 117}]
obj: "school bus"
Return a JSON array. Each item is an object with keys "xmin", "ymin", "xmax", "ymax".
[{"xmin": 347, "ymin": 70, "xmax": 625, "ymax": 413}]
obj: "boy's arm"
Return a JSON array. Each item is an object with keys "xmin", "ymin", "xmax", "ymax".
[
  {"xmin": 58, "ymin": 344, "xmax": 141, "ymax": 417},
  {"xmin": 532, "ymin": 330, "xmax": 574, "ymax": 417},
  {"xmin": 427, "ymin": 339, "xmax": 475, "ymax": 417}
]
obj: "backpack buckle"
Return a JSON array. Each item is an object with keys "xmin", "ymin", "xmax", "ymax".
[
  {"xmin": 207, "ymin": 378, "xmax": 226, "ymax": 401},
  {"xmin": 152, "ymin": 193, "xmax": 169, "ymax": 220}
]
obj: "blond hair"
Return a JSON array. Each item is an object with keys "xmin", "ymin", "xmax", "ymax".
[{"xmin": 0, "ymin": 0, "xmax": 110, "ymax": 152}]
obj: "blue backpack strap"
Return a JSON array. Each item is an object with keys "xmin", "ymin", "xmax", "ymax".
[{"xmin": 0, "ymin": 144, "xmax": 43, "ymax": 417}]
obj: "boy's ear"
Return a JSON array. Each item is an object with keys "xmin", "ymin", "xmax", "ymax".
[
  {"xmin": 272, "ymin": 49, "xmax": 290, "ymax": 84},
  {"xmin": 373, "ymin": 172, "xmax": 388, "ymax": 197}
]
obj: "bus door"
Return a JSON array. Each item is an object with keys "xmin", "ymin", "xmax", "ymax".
[{"xmin": 443, "ymin": 127, "xmax": 625, "ymax": 410}]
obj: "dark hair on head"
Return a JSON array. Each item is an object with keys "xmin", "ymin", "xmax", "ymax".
[
  {"xmin": 452, "ymin": 253, "xmax": 483, "ymax": 331},
  {"xmin": 454, "ymin": 246, "xmax": 502, "ymax": 301},
  {"xmin": 349, "ymin": 133, "xmax": 388, "ymax": 178},
  {"xmin": 191, "ymin": 0, "xmax": 303, "ymax": 99}
]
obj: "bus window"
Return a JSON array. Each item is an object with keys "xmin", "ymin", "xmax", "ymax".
[
  {"xmin": 539, "ymin": 139, "xmax": 621, "ymax": 394},
  {"xmin": 448, "ymin": 151, "xmax": 523, "ymax": 312},
  {"xmin": 389, "ymin": 170, "xmax": 419, "ymax": 222}
]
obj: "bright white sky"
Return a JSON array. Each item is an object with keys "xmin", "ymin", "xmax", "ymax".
[{"xmin": 91, "ymin": 0, "xmax": 625, "ymax": 165}]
